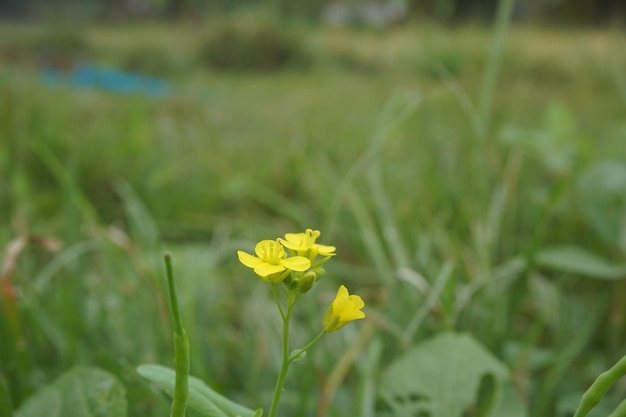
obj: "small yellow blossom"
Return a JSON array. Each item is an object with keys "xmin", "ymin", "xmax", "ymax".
[
  {"xmin": 280, "ymin": 229, "xmax": 336, "ymax": 260},
  {"xmin": 323, "ymin": 285, "xmax": 365, "ymax": 332},
  {"xmin": 237, "ymin": 240, "xmax": 311, "ymax": 283}
]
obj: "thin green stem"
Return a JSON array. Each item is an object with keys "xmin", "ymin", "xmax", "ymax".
[
  {"xmin": 478, "ymin": 0, "xmax": 515, "ymax": 139},
  {"xmin": 268, "ymin": 292, "xmax": 296, "ymax": 417},
  {"xmin": 289, "ymin": 330, "xmax": 327, "ymax": 364},
  {"xmin": 164, "ymin": 253, "xmax": 189, "ymax": 417},
  {"xmin": 271, "ymin": 284, "xmax": 286, "ymax": 321}
]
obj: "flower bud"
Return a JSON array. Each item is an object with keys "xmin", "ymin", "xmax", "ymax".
[{"xmin": 297, "ymin": 271, "xmax": 317, "ymax": 294}]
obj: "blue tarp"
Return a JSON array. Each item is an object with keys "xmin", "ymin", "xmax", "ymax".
[{"xmin": 40, "ymin": 64, "xmax": 170, "ymax": 97}]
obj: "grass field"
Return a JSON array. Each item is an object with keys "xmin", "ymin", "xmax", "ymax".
[{"xmin": 1, "ymin": 19, "xmax": 626, "ymax": 417}]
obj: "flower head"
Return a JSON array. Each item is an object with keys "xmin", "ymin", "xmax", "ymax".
[
  {"xmin": 237, "ymin": 240, "xmax": 311, "ymax": 283},
  {"xmin": 323, "ymin": 285, "xmax": 365, "ymax": 332},
  {"xmin": 280, "ymin": 229, "xmax": 336, "ymax": 260}
]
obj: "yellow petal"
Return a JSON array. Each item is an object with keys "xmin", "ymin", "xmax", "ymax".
[
  {"xmin": 283, "ymin": 232, "xmax": 305, "ymax": 243},
  {"xmin": 237, "ymin": 251, "xmax": 264, "ymax": 268},
  {"xmin": 336, "ymin": 285, "xmax": 349, "ymax": 299},
  {"xmin": 281, "ymin": 256, "xmax": 311, "ymax": 272},
  {"xmin": 315, "ymin": 244, "xmax": 336, "ymax": 256},
  {"xmin": 347, "ymin": 294, "xmax": 365, "ymax": 309},
  {"xmin": 254, "ymin": 240, "xmax": 282, "ymax": 259},
  {"xmin": 341, "ymin": 310, "xmax": 365, "ymax": 321},
  {"xmin": 280, "ymin": 238, "xmax": 302, "ymax": 251},
  {"xmin": 254, "ymin": 263, "xmax": 285, "ymax": 278}
]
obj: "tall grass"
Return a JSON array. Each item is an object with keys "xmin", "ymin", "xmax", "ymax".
[{"xmin": 1, "ymin": 18, "xmax": 626, "ymax": 417}]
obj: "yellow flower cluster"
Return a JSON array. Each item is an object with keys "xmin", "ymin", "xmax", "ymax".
[
  {"xmin": 237, "ymin": 229, "xmax": 365, "ymax": 330},
  {"xmin": 237, "ymin": 229, "xmax": 336, "ymax": 285},
  {"xmin": 237, "ymin": 239, "xmax": 310, "ymax": 283}
]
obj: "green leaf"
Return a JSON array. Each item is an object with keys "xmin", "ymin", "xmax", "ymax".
[
  {"xmin": 577, "ymin": 161, "xmax": 626, "ymax": 250},
  {"xmin": 137, "ymin": 364, "xmax": 262, "ymax": 417},
  {"xmin": 15, "ymin": 367, "xmax": 126, "ymax": 417},
  {"xmin": 15, "ymin": 387, "xmax": 62, "ymax": 417},
  {"xmin": 536, "ymin": 246, "xmax": 626, "ymax": 280},
  {"xmin": 380, "ymin": 332, "xmax": 510, "ymax": 417},
  {"xmin": 490, "ymin": 382, "xmax": 528, "ymax": 417}
]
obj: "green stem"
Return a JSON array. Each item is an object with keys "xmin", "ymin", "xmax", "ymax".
[
  {"xmin": 289, "ymin": 330, "xmax": 327, "ymax": 364},
  {"xmin": 165, "ymin": 253, "xmax": 183, "ymax": 334},
  {"xmin": 164, "ymin": 253, "xmax": 190, "ymax": 417},
  {"xmin": 271, "ymin": 284, "xmax": 286, "ymax": 321},
  {"xmin": 268, "ymin": 292, "xmax": 296, "ymax": 417},
  {"xmin": 607, "ymin": 399, "xmax": 626, "ymax": 417},
  {"xmin": 478, "ymin": 0, "xmax": 515, "ymax": 140},
  {"xmin": 574, "ymin": 354, "xmax": 626, "ymax": 417}
]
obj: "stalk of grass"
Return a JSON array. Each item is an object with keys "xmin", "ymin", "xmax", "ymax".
[
  {"xmin": 27, "ymin": 138, "xmax": 100, "ymax": 228},
  {"xmin": 0, "ymin": 374, "xmax": 11, "ymax": 417},
  {"xmin": 367, "ymin": 162, "xmax": 412, "ymax": 274},
  {"xmin": 0, "ymin": 289, "xmax": 24, "ymax": 408},
  {"xmin": 316, "ymin": 322, "xmax": 376, "ymax": 417},
  {"xmin": 163, "ymin": 253, "xmax": 190, "ymax": 417},
  {"xmin": 477, "ymin": 0, "xmax": 515, "ymax": 140},
  {"xmin": 323, "ymin": 90, "xmax": 421, "ymax": 236},
  {"xmin": 356, "ymin": 336, "xmax": 383, "ymax": 417},
  {"xmin": 402, "ymin": 260, "xmax": 455, "ymax": 347}
]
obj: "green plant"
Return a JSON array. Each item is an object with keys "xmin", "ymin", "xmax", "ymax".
[
  {"xmin": 199, "ymin": 16, "xmax": 308, "ymax": 72},
  {"xmin": 139, "ymin": 230, "xmax": 364, "ymax": 417}
]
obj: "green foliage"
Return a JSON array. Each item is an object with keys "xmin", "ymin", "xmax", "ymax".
[
  {"xmin": 380, "ymin": 332, "xmax": 513, "ymax": 417},
  {"xmin": 1, "ymin": 21, "xmax": 625, "ymax": 417},
  {"xmin": 577, "ymin": 161, "xmax": 626, "ymax": 252},
  {"xmin": 120, "ymin": 44, "xmax": 181, "ymax": 77},
  {"xmin": 14, "ymin": 367, "xmax": 126, "ymax": 417},
  {"xmin": 137, "ymin": 365, "xmax": 262, "ymax": 417},
  {"xmin": 536, "ymin": 246, "xmax": 626, "ymax": 279},
  {"xmin": 0, "ymin": 26, "xmax": 90, "ymax": 69},
  {"xmin": 0, "ymin": 377, "xmax": 12, "ymax": 417},
  {"xmin": 500, "ymin": 103, "xmax": 580, "ymax": 176},
  {"xmin": 198, "ymin": 15, "xmax": 309, "ymax": 72}
]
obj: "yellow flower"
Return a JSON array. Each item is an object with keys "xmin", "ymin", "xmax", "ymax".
[
  {"xmin": 280, "ymin": 229, "xmax": 336, "ymax": 260},
  {"xmin": 323, "ymin": 285, "xmax": 365, "ymax": 332},
  {"xmin": 237, "ymin": 240, "xmax": 311, "ymax": 283}
]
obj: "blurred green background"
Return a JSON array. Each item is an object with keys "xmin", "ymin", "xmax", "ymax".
[{"xmin": 1, "ymin": 1, "xmax": 626, "ymax": 416}]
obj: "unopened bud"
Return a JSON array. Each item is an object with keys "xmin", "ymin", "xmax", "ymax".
[{"xmin": 298, "ymin": 271, "xmax": 317, "ymax": 293}]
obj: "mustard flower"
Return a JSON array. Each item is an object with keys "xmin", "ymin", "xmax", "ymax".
[
  {"xmin": 280, "ymin": 229, "xmax": 336, "ymax": 260},
  {"xmin": 323, "ymin": 285, "xmax": 365, "ymax": 332},
  {"xmin": 237, "ymin": 240, "xmax": 311, "ymax": 283}
]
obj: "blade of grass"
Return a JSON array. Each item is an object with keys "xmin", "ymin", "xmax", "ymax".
[{"xmin": 478, "ymin": 0, "xmax": 515, "ymax": 139}]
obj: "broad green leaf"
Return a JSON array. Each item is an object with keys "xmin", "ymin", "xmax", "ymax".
[
  {"xmin": 137, "ymin": 364, "xmax": 262, "ymax": 417},
  {"xmin": 577, "ymin": 161, "xmax": 626, "ymax": 251},
  {"xmin": 490, "ymin": 382, "xmax": 528, "ymax": 417},
  {"xmin": 380, "ymin": 332, "xmax": 509, "ymax": 417},
  {"xmin": 15, "ymin": 387, "xmax": 62, "ymax": 417},
  {"xmin": 15, "ymin": 367, "xmax": 126, "ymax": 417},
  {"xmin": 536, "ymin": 246, "xmax": 626, "ymax": 280}
]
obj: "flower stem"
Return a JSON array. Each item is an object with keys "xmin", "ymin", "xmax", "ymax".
[
  {"xmin": 271, "ymin": 284, "xmax": 286, "ymax": 320},
  {"xmin": 164, "ymin": 253, "xmax": 190, "ymax": 417},
  {"xmin": 289, "ymin": 330, "xmax": 326, "ymax": 364},
  {"xmin": 268, "ymin": 292, "xmax": 296, "ymax": 417}
]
